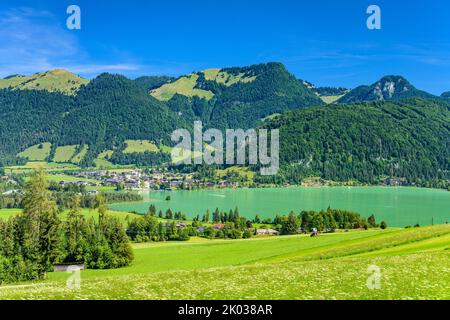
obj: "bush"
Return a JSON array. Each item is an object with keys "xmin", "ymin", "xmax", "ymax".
[
  {"xmin": 380, "ymin": 221, "xmax": 388, "ymax": 229},
  {"xmin": 243, "ymin": 229, "xmax": 253, "ymax": 239},
  {"xmin": 0, "ymin": 255, "xmax": 41, "ymax": 284}
]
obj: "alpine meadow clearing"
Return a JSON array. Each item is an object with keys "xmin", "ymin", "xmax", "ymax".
[{"xmin": 0, "ymin": 224, "xmax": 449, "ymax": 300}]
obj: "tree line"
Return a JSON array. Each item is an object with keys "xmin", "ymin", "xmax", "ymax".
[
  {"xmin": 271, "ymin": 209, "xmax": 385, "ymax": 235},
  {"xmin": 125, "ymin": 204, "xmax": 384, "ymax": 244},
  {"xmin": 0, "ymin": 170, "xmax": 133, "ymax": 285},
  {"xmin": 0, "ymin": 180, "xmax": 143, "ymax": 210}
]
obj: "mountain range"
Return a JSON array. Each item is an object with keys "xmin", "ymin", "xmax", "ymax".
[{"xmin": 0, "ymin": 62, "xmax": 448, "ymax": 184}]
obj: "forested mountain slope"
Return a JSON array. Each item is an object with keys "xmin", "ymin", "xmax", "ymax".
[
  {"xmin": 261, "ymin": 98, "xmax": 450, "ymax": 183},
  {"xmin": 338, "ymin": 76, "xmax": 439, "ymax": 103},
  {"xmin": 0, "ymin": 74, "xmax": 187, "ymax": 166},
  {"xmin": 153, "ymin": 62, "xmax": 324, "ymax": 129}
]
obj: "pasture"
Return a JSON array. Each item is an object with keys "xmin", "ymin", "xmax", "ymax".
[
  {"xmin": 123, "ymin": 140, "xmax": 159, "ymax": 154},
  {"xmin": 150, "ymin": 74, "xmax": 214, "ymax": 101},
  {"xmin": 5, "ymin": 162, "xmax": 81, "ymax": 174},
  {"xmin": 0, "ymin": 208, "xmax": 139, "ymax": 224},
  {"xmin": 17, "ymin": 143, "xmax": 51, "ymax": 161},
  {"xmin": 0, "ymin": 224, "xmax": 448, "ymax": 300},
  {"xmin": 53, "ymin": 145, "xmax": 78, "ymax": 163}
]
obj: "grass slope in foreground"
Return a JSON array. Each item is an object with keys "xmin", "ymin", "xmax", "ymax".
[{"xmin": 0, "ymin": 224, "xmax": 449, "ymax": 300}]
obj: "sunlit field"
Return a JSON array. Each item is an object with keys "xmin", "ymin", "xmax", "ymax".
[{"xmin": 1, "ymin": 225, "xmax": 448, "ymax": 300}]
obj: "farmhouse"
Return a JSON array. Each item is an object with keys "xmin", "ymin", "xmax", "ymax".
[
  {"xmin": 2, "ymin": 189, "xmax": 19, "ymax": 196},
  {"xmin": 256, "ymin": 229, "xmax": 279, "ymax": 236},
  {"xmin": 161, "ymin": 222, "xmax": 188, "ymax": 228},
  {"xmin": 197, "ymin": 226, "xmax": 206, "ymax": 234},
  {"xmin": 54, "ymin": 263, "xmax": 85, "ymax": 272}
]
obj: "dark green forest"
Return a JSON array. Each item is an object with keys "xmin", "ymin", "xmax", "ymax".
[
  {"xmin": 259, "ymin": 98, "xmax": 449, "ymax": 184},
  {"xmin": 199, "ymin": 62, "xmax": 324, "ymax": 129}
]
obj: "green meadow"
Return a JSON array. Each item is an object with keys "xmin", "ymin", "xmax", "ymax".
[
  {"xmin": 0, "ymin": 209, "xmax": 22, "ymax": 220},
  {"xmin": 0, "ymin": 224, "xmax": 448, "ymax": 300},
  {"xmin": 151, "ymin": 74, "xmax": 214, "ymax": 101},
  {"xmin": 17, "ymin": 143, "xmax": 52, "ymax": 161},
  {"xmin": 94, "ymin": 150, "xmax": 114, "ymax": 167},
  {"xmin": 123, "ymin": 140, "xmax": 159, "ymax": 154},
  {"xmin": 0, "ymin": 69, "xmax": 88, "ymax": 95},
  {"xmin": 320, "ymin": 95, "xmax": 345, "ymax": 104},
  {"xmin": 6, "ymin": 162, "xmax": 81, "ymax": 174},
  {"xmin": 53, "ymin": 145, "xmax": 78, "ymax": 163},
  {"xmin": 0, "ymin": 208, "xmax": 139, "ymax": 225}
]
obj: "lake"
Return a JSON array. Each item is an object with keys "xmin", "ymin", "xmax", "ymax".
[{"xmin": 109, "ymin": 187, "xmax": 450, "ymax": 227}]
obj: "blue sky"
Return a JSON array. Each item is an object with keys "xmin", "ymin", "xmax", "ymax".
[{"xmin": 0, "ymin": 0, "xmax": 449, "ymax": 94}]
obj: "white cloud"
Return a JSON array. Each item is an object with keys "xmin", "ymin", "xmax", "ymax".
[
  {"xmin": 0, "ymin": 7, "xmax": 191, "ymax": 79},
  {"xmin": 0, "ymin": 7, "xmax": 83, "ymax": 76}
]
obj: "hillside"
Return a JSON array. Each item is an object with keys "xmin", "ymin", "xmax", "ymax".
[
  {"xmin": 0, "ymin": 89, "xmax": 72, "ymax": 164},
  {"xmin": 58, "ymin": 74, "xmax": 188, "ymax": 166},
  {"xmin": 134, "ymin": 76, "xmax": 175, "ymax": 91},
  {"xmin": 303, "ymin": 81, "xmax": 350, "ymax": 104},
  {"xmin": 338, "ymin": 76, "xmax": 438, "ymax": 103},
  {"xmin": 442, "ymin": 91, "xmax": 450, "ymax": 101},
  {"xmin": 152, "ymin": 62, "xmax": 324, "ymax": 129},
  {"xmin": 149, "ymin": 67, "xmax": 259, "ymax": 101},
  {"xmin": 261, "ymin": 98, "xmax": 450, "ymax": 183},
  {"xmin": 0, "ymin": 74, "xmax": 187, "ymax": 166},
  {"xmin": 0, "ymin": 69, "xmax": 88, "ymax": 95},
  {"xmin": 0, "ymin": 224, "xmax": 448, "ymax": 299},
  {"xmin": 0, "ymin": 62, "xmax": 324, "ymax": 167}
]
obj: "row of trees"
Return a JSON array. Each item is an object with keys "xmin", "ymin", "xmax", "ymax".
[
  {"xmin": 126, "ymin": 214, "xmax": 192, "ymax": 243},
  {"xmin": 127, "ymin": 205, "xmax": 254, "ymax": 243},
  {"xmin": 195, "ymin": 207, "xmax": 247, "ymax": 225},
  {"xmin": 271, "ymin": 208, "xmax": 384, "ymax": 235},
  {"xmin": 126, "ymin": 214, "xmax": 253, "ymax": 243},
  {"xmin": 127, "ymin": 204, "xmax": 384, "ymax": 244},
  {"xmin": 0, "ymin": 170, "xmax": 133, "ymax": 284}
]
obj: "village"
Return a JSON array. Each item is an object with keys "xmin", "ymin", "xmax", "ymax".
[{"xmin": 63, "ymin": 169, "xmax": 244, "ymax": 191}]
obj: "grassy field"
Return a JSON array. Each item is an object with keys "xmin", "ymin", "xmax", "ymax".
[
  {"xmin": 6, "ymin": 162, "xmax": 81, "ymax": 174},
  {"xmin": 0, "ymin": 69, "xmax": 88, "ymax": 95},
  {"xmin": 150, "ymin": 69, "xmax": 257, "ymax": 101},
  {"xmin": 94, "ymin": 150, "xmax": 114, "ymax": 167},
  {"xmin": 320, "ymin": 95, "xmax": 345, "ymax": 104},
  {"xmin": 44, "ymin": 174, "xmax": 99, "ymax": 183},
  {"xmin": 71, "ymin": 145, "xmax": 89, "ymax": 164},
  {"xmin": 151, "ymin": 74, "xmax": 214, "ymax": 101},
  {"xmin": 17, "ymin": 143, "xmax": 52, "ymax": 161},
  {"xmin": 216, "ymin": 166, "xmax": 256, "ymax": 181},
  {"xmin": 123, "ymin": 140, "xmax": 159, "ymax": 154},
  {"xmin": 6, "ymin": 160, "xmax": 131, "ymax": 174},
  {"xmin": 53, "ymin": 145, "xmax": 78, "ymax": 163},
  {"xmin": 0, "ymin": 209, "xmax": 22, "ymax": 220},
  {"xmin": 0, "ymin": 208, "xmax": 139, "ymax": 225},
  {"xmin": 202, "ymin": 68, "xmax": 257, "ymax": 86},
  {"xmin": 0, "ymin": 224, "xmax": 448, "ymax": 300}
]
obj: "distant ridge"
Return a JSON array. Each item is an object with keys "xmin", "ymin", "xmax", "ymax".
[
  {"xmin": 441, "ymin": 91, "xmax": 450, "ymax": 101},
  {"xmin": 0, "ymin": 69, "xmax": 89, "ymax": 95},
  {"xmin": 338, "ymin": 75, "xmax": 438, "ymax": 103}
]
